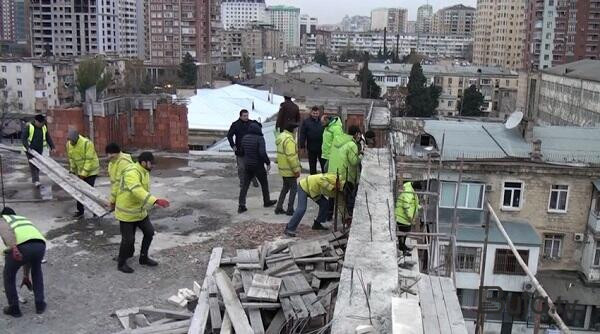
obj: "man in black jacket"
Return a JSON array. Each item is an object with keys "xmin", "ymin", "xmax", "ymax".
[
  {"xmin": 275, "ymin": 95, "xmax": 300, "ymax": 133},
  {"xmin": 299, "ymin": 106, "xmax": 325, "ymax": 175},
  {"xmin": 237, "ymin": 123, "xmax": 277, "ymax": 213},
  {"xmin": 21, "ymin": 115, "xmax": 55, "ymax": 187},
  {"xmin": 227, "ymin": 109, "xmax": 258, "ymax": 188}
]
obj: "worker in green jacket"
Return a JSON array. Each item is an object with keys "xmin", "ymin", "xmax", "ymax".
[
  {"xmin": 0, "ymin": 207, "xmax": 47, "ymax": 317},
  {"xmin": 115, "ymin": 152, "xmax": 170, "ymax": 274},
  {"xmin": 66, "ymin": 129, "xmax": 100, "ymax": 218},
  {"xmin": 105, "ymin": 143, "xmax": 134, "ymax": 211},
  {"xmin": 320, "ymin": 115, "xmax": 344, "ymax": 163},
  {"xmin": 275, "ymin": 122, "xmax": 301, "ymax": 216},
  {"xmin": 395, "ymin": 182, "xmax": 421, "ymax": 255}
]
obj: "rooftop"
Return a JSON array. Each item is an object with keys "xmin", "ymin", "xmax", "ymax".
[
  {"xmin": 441, "ymin": 221, "xmax": 542, "ymax": 247},
  {"xmin": 368, "ymin": 63, "xmax": 518, "ymax": 76},
  {"xmin": 290, "ymin": 72, "xmax": 360, "ymax": 88},
  {"xmin": 266, "ymin": 5, "xmax": 300, "ymax": 11},
  {"xmin": 543, "ymin": 59, "xmax": 600, "ymax": 82},
  {"xmin": 289, "ymin": 62, "xmax": 337, "ymax": 74},
  {"xmin": 241, "ymin": 73, "xmax": 353, "ymax": 99}
]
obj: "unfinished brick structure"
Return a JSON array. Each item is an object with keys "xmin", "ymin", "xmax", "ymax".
[{"xmin": 47, "ymin": 103, "xmax": 188, "ymax": 157}]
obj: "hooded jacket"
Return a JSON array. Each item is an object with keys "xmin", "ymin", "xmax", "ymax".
[
  {"xmin": 321, "ymin": 117, "xmax": 344, "ymax": 160},
  {"xmin": 240, "ymin": 123, "xmax": 270, "ymax": 168},
  {"xmin": 395, "ymin": 182, "xmax": 421, "ymax": 226},
  {"xmin": 276, "ymin": 130, "xmax": 301, "ymax": 177},
  {"xmin": 327, "ymin": 133, "xmax": 361, "ymax": 184}
]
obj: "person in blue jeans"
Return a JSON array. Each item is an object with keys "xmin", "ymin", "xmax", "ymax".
[{"xmin": 284, "ymin": 173, "xmax": 344, "ymax": 237}]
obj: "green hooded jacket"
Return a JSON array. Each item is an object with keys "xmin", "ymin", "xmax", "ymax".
[
  {"xmin": 395, "ymin": 182, "xmax": 421, "ymax": 226},
  {"xmin": 327, "ymin": 133, "xmax": 361, "ymax": 184},
  {"xmin": 321, "ymin": 117, "xmax": 344, "ymax": 160}
]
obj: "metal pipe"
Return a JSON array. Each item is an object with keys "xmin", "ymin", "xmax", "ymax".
[{"xmin": 475, "ymin": 208, "xmax": 491, "ymax": 334}]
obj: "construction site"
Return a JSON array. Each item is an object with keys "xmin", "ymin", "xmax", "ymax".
[{"xmin": 1, "ymin": 97, "xmax": 600, "ymax": 334}]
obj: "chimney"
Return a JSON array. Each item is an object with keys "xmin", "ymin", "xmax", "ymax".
[
  {"xmin": 519, "ymin": 118, "xmax": 535, "ymax": 142},
  {"xmin": 530, "ymin": 139, "xmax": 543, "ymax": 161}
]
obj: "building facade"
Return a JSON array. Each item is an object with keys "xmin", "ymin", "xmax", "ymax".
[
  {"xmin": 266, "ymin": 5, "xmax": 299, "ymax": 54},
  {"xmin": 524, "ymin": 0, "xmax": 600, "ymax": 71},
  {"xmin": 473, "ymin": 0, "xmax": 526, "ymax": 70},
  {"xmin": 370, "ymin": 8, "xmax": 408, "ymax": 34},
  {"xmin": 220, "ymin": 0, "xmax": 265, "ymax": 30},
  {"xmin": 416, "ymin": 4, "xmax": 433, "ymax": 34},
  {"xmin": 339, "ymin": 15, "xmax": 371, "ymax": 32},
  {"xmin": 221, "ymin": 26, "xmax": 282, "ymax": 58},
  {"xmin": 299, "ymin": 14, "xmax": 317, "ymax": 36},
  {"xmin": 432, "ymin": 4, "xmax": 476, "ymax": 36}
]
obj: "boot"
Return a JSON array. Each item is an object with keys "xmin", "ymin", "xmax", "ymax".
[
  {"xmin": 285, "ymin": 208, "xmax": 294, "ymax": 216},
  {"xmin": 3, "ymin": 305, "xmax": 22, "ymax": 318},
  {"xmin": 238, "ymin": 205, "xmax": 247, "ymax": 213},
  {"xmin": 274, "ymin": 207, "xmax": 286, "ymax": 215},
  {"xmin": 35, "ymin": 302, "xmax": 47, "ymax": 315},
  {"xmin": 263, "ymin": 200, "xmax": 277, "ymax": 208},
  {"xmin": 312, "ymin": 220, "xmax": 328, "ymax": 231},
  {"xmin": 139, "ymin": 256, "xmax": 158, "ymax": 267},
  {"xmin": 283, "ymin": 229, "xmax": 297, "ymax": 237},
  {"xmin": 118, "ymin": 259, "xmax": 134, "ymax": 274}
]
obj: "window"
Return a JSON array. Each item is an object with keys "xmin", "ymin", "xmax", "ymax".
[
  {"xmin": 17, "ymin": 91, "xmax": 22, "ymax": 98},
  {"xmin": 17, "ymin": 78, "xmax": 22, "ymax": 85},
  {"xmin": 456, "ymin": 247, "xmax": 482, "ymax": 273},
  {"xmin": 548, "ymin": 185, "xmax": 568, "ymax": 212},
  {"xmin": 594, "ymin": 240, "xmax": 600, "ymax": 267},
  {"xmin": 448, "ymin": 100, "xmax": 453, "ymax": 107},
  {"xmin": 16, "ymin": 66, "xmax": 21, "ymax": 73},
  {"xmin": 440, "ymin": 182, "xmax": 485, "ymax": 210},
  {"xmin": 543, "ymin": 234, "xmax": 562, "ymax": 259},
  {"xmin": 493, "ymin": 249, "xmax": 528, "ymax": 275},
  {"xmin": 502, "ymin": 182, "xmax": 523, "ymax": 210},
  {"xmin": 1, "ymin": 66, "xmax": 5, "ymax": 73}
]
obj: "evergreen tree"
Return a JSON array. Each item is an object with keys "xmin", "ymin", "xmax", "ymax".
[
  {"xmin": 406, "ymin": 63, "xmax": 440, "ymax": 117},
  {"xmin": 358, "ymin": 54, "xmax": 381, "ymax": 99},
  {"xmin": 240, "ymin": 52, "xmax": 254, "ymax": 78},
  {"xmin": 314, "ymin": 51, "xmax": 329, "ymax": 66},
  {"xmin": 178, "ymin": 53, "xmax": 197, "ymax": 87},
  {"xmin": 76, "ymin": 57, "xmax": 112, "ymax": 101},
  {"xmin": 459, "ymin": 84, "xmax": 484, "ymax": 116}
]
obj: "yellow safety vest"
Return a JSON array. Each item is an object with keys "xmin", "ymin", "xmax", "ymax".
[
  {"xmin": 395, "ymin": 182, "xmax": 421, "ymax": 226},
  {"xmin": 2, "ymin": 215, "xmax": 45, "ymax": 248},
  {"xmin": 115, "ymin": 163, "xmax": 157, "ymax": 222},
  {"xmin": 66, "ymin": 135, "xmax": 100, "ymax": 178},
  {"xmin": 276, "ymin": 130, "xmax": 301, "ymax": 177},
  {"xmin": 23, "ymin": 123, "xmax": 48, "ymax": 151},
  {"xmin": 299, "ymin": 173, "xmax": 343, "ymax": 200},
  {"xmin": 108, "ymin": 152, "xmax": 133, "ymax": 203}
]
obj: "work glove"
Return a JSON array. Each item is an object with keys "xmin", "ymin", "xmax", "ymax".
[
  {"xmin": 20, "ymin": 276, "xmax": 32, "ymax": 291},
  {"xmin": 11, "ymin": 246, "xmax": 22, "ymax": 262},
  {"xmin": 155, "ymin": 199, "xmax": 170, "ymax": 208}
]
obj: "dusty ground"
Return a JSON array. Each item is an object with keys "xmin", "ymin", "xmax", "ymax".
[{"xmin": 0, "ymin": 151, "xmax": 326, "ymax": 334}]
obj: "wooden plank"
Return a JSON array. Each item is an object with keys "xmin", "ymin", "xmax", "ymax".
[
  {"xmin": 279, "ymin": 298, "xmax": 296, "ymax": 320},
  {"xmin": 236, "ymin": 263, "xmax": 263, "ymax": 270},
  {"xmin": 137, "ymin": 307, "xmax": 191, "ymax": 320},
  {"xmin": 259, "ymin": 244, "xmax": 268, "ymax": 270},
  {"xmin": 273, "ymin": 266, "xmax": 302, "ymax": 277},
  {"xmin": 311, "ymin": 277, "xmax": 321, "ymax": 290},
  {"xmin": 265, "ymin": 310, "xmax": 286, "ymax": 334},
  {"xmin": 236, "ymin": 249, "xmax": 260, "ymax": 263},
  {"xmin": 439, "ymin": 278, "xmax": 468, "ymax": 334},
  {"xmin": 279, "ymin": 287, "xmax": 315, "ymax": 298},
  {"xmin": 242, "ymin": 302, "xmax": 281, "ymax": 309},
  {"xmin": 290, "ymin": 274, "xmax": 325, "ymax": 317},
  {"xmin": 264, "ymin": 259, "xmax": 295, "ymax": 276},
  {"xmin": 213, "ymin": 268, "xmax": 253, "ymax": 334},
  {"xmin": 208, "ymin": 276, "xmax": 222, "ymax": 333},
  {"xmin": 114, "ymin": 320, "xmax": 191, "ymax": 334},
  {"xmin": 188, "ymin": 247, "xmax": 223, "ymax": 334},
  {"xmin": 430, "ymin": 276, "xmax": 452, "ymax": 334},
  {"xmin": 238, "ymin": 270, "xmax": 265, "ymax": 334},
  {"xmin": 312, "ymin": 271, "xmax": 341, "ymax": 280},
  {"xmin": 391, "ymin": 298, "xmax": 423, "ymax": 334},
  {"xmin": 294, "ymin": 257, "xmax": 340, "ymax": 264},
  {"xmin": 219, "ymin": 313, "xmax": 232, "ymax": 334},
  {"xmin": 289, "ymin": 241, "xmax": 323, "ymax": 259},
  {"xmin": 247, "ymin": 274, "xmax": 281, "ymax": 302},
  {"xmin": 267, "ymin": 242, "xmax": 290, "ymax": 256},
  {"xmin": 281, "ymin": 276, "xmax": 309, "ymax": 319},
  {"xmin": 417, "ymin": 275, "xmax": 441, "ymax": 334},
  {"xmin": 134, "ymin": 314, "xmax": 150, "ymax": 328}
]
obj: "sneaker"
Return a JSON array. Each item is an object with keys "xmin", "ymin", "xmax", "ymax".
[
  {"xmin": 35, "ymin": 302, "xmax": 47, "ymax": 315},
  {"xmin": 237, "ymin": 206, "xmax": 248, "ymax": 213},
  {"xmin": 263, "ymin": 200, "xmax": 277, "ymax": 208},
  {"xmin": 118, "ymin": 262, "xmax": 134, "ymax": 274},
  {"xmin": 285, "ymin": 209, "xmax": 294, "ymax": 216},
  {"xmin": 3, "ymin": 306, "xmax": 22, "ymax": 318},
  {"xmin": 312, "ymin": 221, "xmax": 328, "ymax": 231},
  {"xmin": 34, "ymin": 181, "xmax": 41, "ymax": 188},
  {"xmin": 283, "ymin": 229, "xmax": 297, "ymax": 237},
  {"xmin": 274, "ymin": 207, "xmax": 285, "ymax": 215},
  {"xmin": 139, "ymin": 256, "xmax": 158, "ymax": 267}
]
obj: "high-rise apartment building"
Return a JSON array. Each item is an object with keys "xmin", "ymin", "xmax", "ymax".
[
  {"xmin": 339, "ymin": 15, "xmax": 371, "ymax": 32},
  {"xmin": 0, "ymin": 0, "xmax": 15, "ymax": 41},
  {"xmin": 370, "ymin": 8, "xmax": 408, "ymax": 34},
  {"xmin": 416, "ymin": 4, "xmax": 433, "ymax": 34},
  {"xmin": 473, "ymin": 0, "xmax": 526, "ymax": 70},
  {"xmin": 222, "ymin": 25, "xmax": 281, "ymax": 58},
  {"xmin": 221, "ymin": 0, "xmax": 265, "ymax": 30},
  {"xmin": 299, "ymin": 14, "xmax": 317, "ymax": 35},
  {"xmin": 523, "ymin": 0, "xmax": 600, "ymax": 71},
  {"xmin": 432, "ymin": 4, "xmax": 476, "ymax": 36},
  {"xmin": 266, "ymin": 5, "xmax": 300, "ymax": 53}
]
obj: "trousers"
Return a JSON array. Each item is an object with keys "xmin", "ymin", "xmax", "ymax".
[
  {"xmin": 285, "ymin": 188, "xmax": 329, "ymax": 232},
  {"xmin": 276, "ymin": 177, "xmax": 297, "ymax": 212},
  {"xmin": 236, "ymin": 156, "xmax": 257, "ymax": 187},
  {"xmin": 307, "ymin": 150, "xmax": 326, "ymax": 175},
  {"xmin": 238, "ymin": 165, "xmax": 271, "ymax": 207},
  {"xmin": 26, "ymin": 153, "xmax": 40, "ymax": 183},
  {"xmin": 4, "ymin": 240, "xmax": 46, "ymax": 307},
  {"xmin": 118, "ymin": 217, "xmax": 155, "ymax": 261},
  {"xmin": 397, "ymin": 223, "xmax": 412, "ymax": 251},
  {"xmin": 76, "ymin": 175, "xmax": 97, "ymax": 214}
]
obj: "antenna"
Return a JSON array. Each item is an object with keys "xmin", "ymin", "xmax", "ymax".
[{"xmin": 504, "ymin": 111, "xmax": 523, "ymax": 129}]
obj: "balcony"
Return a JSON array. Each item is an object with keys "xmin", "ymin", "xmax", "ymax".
[{"xmin": 589, "ymin": 210, "xmax": 600, "ymax": 234}]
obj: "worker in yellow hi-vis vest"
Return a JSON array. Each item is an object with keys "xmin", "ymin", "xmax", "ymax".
[
  {"xmin": 66, "ymin": 129, "xmax": 100, "ymax": 219},
  {"xmin": 21, "ymin": 114, "xmax": 55, "ymax": 187},
  {"xmin": 395, "ymin": 182, "xmax": 421, "ymax": 256}
]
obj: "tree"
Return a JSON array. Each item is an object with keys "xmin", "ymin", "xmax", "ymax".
[
  {"xmin": 240, "ymin": 52, "xmax": 254, "ymax": 79},
  {"xmin": 314, "ymin": 51, "xmax": 329, "ymax": 66},
  {"xmin": 0, "ymin": 87, "xmax": 19, "ymax": 141},
  {"xmin": 76, "ymin": 57, "xmax": 112, "ymax": 101},
  {"xmin": 405, "ymin": 63, "xmax": 440, "ymax": 117},
  {"xmin": 459, "ymin": 84, "xmax": 484, "ymax": 116},
  {"xmin": 357, "ymin": 53, "xmax": 381, "ymax": 99},
  {"xmin": 178, "ymin": 52, "xmax": 197, "ymax": 87},
  {"xmin": 123, "ymin": 59, "xmax": 148, "ymax": 94},
  {"xmin": 402, "ymin": 49, "xmax": 424, "ymax": 65}
]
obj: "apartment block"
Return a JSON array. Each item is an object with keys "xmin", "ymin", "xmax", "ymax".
[
  {"xmin": 524, "ymin": 0, "xmax": 600, "ymax": 71},
  {"xmin": 266, "ymin": 5, "xmax": 299, "ymax": 53},
  {"xmin": 432, "ymin": 4, "xmax": 476, "ymax": 36},
  {"xmin": 221, "ymin": 25, "xmax": 281, "ymax": 59},
  {"xmin": 473, "ymin": 0, "xmax": 526, "ymax": 70},
  {"xmin": 220, "ymin": 0, "xmax": 265, "ymax": 30},
  {"xmin": 370, "ymin": 7, "xmax": 408, "ymax": 34},
  {"xmin": 416, "ymin": 4, "xmax": 433, "ymax": 34}
]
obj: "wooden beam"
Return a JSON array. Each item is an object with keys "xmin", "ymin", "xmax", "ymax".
[
  {"xmin": 114, "ymin": 320, "xmax": 191, "ymax": 334},
  {"xmin": 242, "ymin": 302, "xmax": 281, "ymax": 309},
  {"xmin": 137, "ymin": 307, "xmax": 191, "ymax": 320},
  {"xmin": 213, "ymin": 268, "xmax": 253, "ymax": 334},
  {"xmin": 188, "ymin": 247, "xmax": 223, "ymax": 334},
  {"xmin": 265, "ymin": 310, "xmax": 286, "ymax": 334}
]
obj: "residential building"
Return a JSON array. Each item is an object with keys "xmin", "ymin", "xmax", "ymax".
[
  {"xmin": 368, "ymin": 63, "xmax": 519, "ymax": 116},
  {"xmin": 220, "ymin": 0, "xmax": 266, "ymax": 30},
  {"xmin": 370, "ymin": 8, "xmax": 408, "ymax": 34},
  {"xmin": 416, "ymin": 4, "xmax": 433, "ymax": 34},
  {"xmin": 1, "ymin": 0, "xmax": 29, "ymax": 55},
  {"xmin": 523, "ymin": 0, "xmax": 600, "ymax": 71},
  {"xmin": 266, "ymin": 5, "xmax": 300, "ymax": 53},
  {"xmin": 392, "ymin": 118, "xmax": 600, "ymax": 330},
  {"xmin": 526, "ymin": 59, "xmax": 600, "ymax": 126},
  {"xmin": 221, "ymin": 26, "xmax": 282, "ymax": 58},
  {"xmin": 339, "ymin": 15, "xmax": 371, "ymax": 32},
  {"xmin": 406, "ymin": 20, "xmax": 416, "ymax": 34},
  {"xmin": 299, "ymin": 14, "xmax": 318, "ymax": 55},
  {"xmin": 432, "ymin": 4, "xmax": 476, "ymax": 36},
  {"xmin": 473, "ymin": 0, "xmax": 526, "ymax": 70},
  {"xmin": 299, "ymin": 14, "xmax": 317, "ymax": 35}
]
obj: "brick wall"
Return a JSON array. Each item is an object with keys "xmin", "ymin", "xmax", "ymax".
[{"xmin": 47, "ymin": 103, "xmax": 189, "ymax": 157}]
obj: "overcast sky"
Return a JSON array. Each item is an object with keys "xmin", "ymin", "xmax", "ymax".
[{"xmin": 266, "ymin": 0, "xmax": 477, "ymax": 22}]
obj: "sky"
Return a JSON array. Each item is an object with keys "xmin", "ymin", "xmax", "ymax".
[{"xmin": 266, "ymin": 0, "xmax": 477, "ymax": 22}]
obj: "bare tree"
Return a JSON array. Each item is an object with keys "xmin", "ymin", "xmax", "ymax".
[{"xmin": 0, "ymin": 87, "xmax": 20, "ymax": 141}]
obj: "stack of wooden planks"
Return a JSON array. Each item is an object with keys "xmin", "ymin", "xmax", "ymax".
[
  {"xmin": 187, "ymin": 231, "xmax": 348, "ymax": 334},
  {"xmin": 112, "ymin": 306, "xmax": 193, "ymax": 334}
]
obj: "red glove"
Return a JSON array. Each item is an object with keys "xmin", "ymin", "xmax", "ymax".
[
  {"xmin": 21, "ymin": 276, "xmax": 32, "ymax": 291},
  {"xmin": 155, "ymin": 199, "xmax": 170, "ymax": 208},
  {"xmin": 11, "ymin": 246, "xmax": 22, "ymax": 262}
]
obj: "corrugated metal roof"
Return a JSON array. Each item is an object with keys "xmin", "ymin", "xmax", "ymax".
[
  {"xmin": 441, "ymin": 220, "xmax": 542, "ymax": 247},
  {"xmin": 542, "ymin": 59, "xmax": 600, "ymax": 83}
]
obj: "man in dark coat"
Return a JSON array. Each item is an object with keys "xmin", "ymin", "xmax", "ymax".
[
  {"xmin": 299, "ymin": 106, "xmax": 326, "ymax": 174},
  {"xmin": 237, "ymin": 123, "xmax": 277, "ymax": 213},
  {"xmin": 227, "ymin": 109, "xmax": 259, "ymax": 188},
  {"xmin": 275, "ymin": 95, "xmax": 300, "ymax": 133}
]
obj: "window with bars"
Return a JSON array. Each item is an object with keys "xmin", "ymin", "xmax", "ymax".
[
  {"xmin": 493, "ymin": 249, "xmax": 528, "ymax": 275},
  {"xmin": 543, "ymin": 234, "xmax": 562, "ymax": 259},
  {"xmin": 440, "ymin": 246, "xmax": 482, "ymax": 273},
  {"xmin": 548, "ymin": 185, "xmax": 569, "ymax": 212}
]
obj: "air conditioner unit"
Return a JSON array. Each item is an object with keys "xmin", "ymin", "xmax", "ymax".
[
  {"xmin": 485, "ymin": 184, "xmax": 493, "ymax": 192},
  {"xmin": 574, "ymin": 233, "xmax": 584, "ymax": 242},
  {"xmin": 523, "ymin": 281, "xmax": 535, "ymax": 293}
]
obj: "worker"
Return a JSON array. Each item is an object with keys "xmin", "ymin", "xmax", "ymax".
[
  {"xmin": 115, "ymin": 152, "xmax": 170, "ymax": 274},
  {"xmin": 105, "ymin": 143, "xmax": 133, "ymax": 211},
  {"xmin": 299, "ymin": 106, "xmax": 326, "ymax": 175},
  {"xmin": 284, "ymin": 173, "xmax": 343, "ymax": 237},
  {"xmin": 395, "ymin": 182, "xmax": 421, "ymax": 255},
  {"xmin": 227, "ymin": 109, "xmax": 259, "ymax": 189},
  {"xmin": 21, "ymin": 114, "xmax": 55, "ymax": 187},
  {"xmin": 237, "ymin": 123, "xmax": 277, "ymax": 213},
  {"xmin": 320, "ymin": 115, "xmax": 344, "ymax": 167},
  {"xmin": 274, "ymin": 122, "xmax": 301, "ymax": 216},
  {"xmin": 275, "ymin": 93, "xmax": 300, "ymax": 133},
  {"xmin": 327, "ymin": 125, "xmax": 363, "ymax": 218},
  {"xmin": 66, "ymin": 129, "xmax": 100, "ymax": 219},
  {"xmin": 1, "ymin": 207, "xmax": 46, "ymax": 317}
]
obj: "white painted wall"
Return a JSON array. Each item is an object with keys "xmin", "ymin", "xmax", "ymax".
[{"xmin": 0, "ymin": 62, "xmax": 35, "ymax": 113}]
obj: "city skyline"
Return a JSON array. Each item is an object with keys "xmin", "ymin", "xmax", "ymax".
[{"xmin": 265, "ymin": 0, "xmax": 477, "ymax": 22}]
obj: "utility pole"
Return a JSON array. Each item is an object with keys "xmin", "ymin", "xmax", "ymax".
[
  {"xmin": 449, "ymin": 158, "xmax": 463, "ymax": 285},
  {"xmin": 396, "ymin": 34, "xmax": 400, "ymax": 62},
  {"xmin": 475, "ymin": 208, "xmax": 491, "ymax": 334},
  {"xmin": 383, "ymin": 27, "xmax": 388, "ymax": 59}
]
